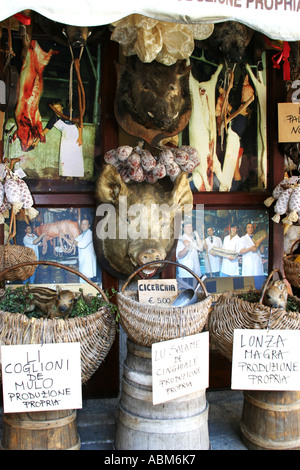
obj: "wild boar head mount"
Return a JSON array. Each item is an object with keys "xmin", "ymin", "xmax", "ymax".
[
  {"xmin": 114, "ymin": 56, "xmax": 192, "ymax": 146},
  {"xmin": 93, "ymin": 164, "xmax": 193, "ymax": 279}
]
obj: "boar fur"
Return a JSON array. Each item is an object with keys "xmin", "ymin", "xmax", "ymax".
[{"xmin": 115, "ymin": 56, "xmax": 191, "ymax": 133}]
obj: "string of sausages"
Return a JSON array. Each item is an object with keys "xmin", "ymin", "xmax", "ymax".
[{"xmin": 104, "ymin": 144, "xmax": 201, "ymax": 183}]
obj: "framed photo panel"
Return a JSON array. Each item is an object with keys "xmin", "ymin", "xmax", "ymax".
[
  {"xmin": 3, "ymin": 38, "xmax": 101, "ymax": 193},
  {"xmin": 182, "ymin": 50, "xmax": 267, "ymax": 192},
  {"xmin": 176, "ymin": 208, "xmax": 269, "ymax": 292},
  {"xmin": 8, "ymin": 207, "xmax": 102, "ymax": 286}
]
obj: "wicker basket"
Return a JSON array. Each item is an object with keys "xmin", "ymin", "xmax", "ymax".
[
  {"xmin": 283, "ymin": 239, "xmax": 300, "ymax": 288},
  {"xmin": 117, "ymin": 260, "xmax": 212, "ymax": 347},
  {"xmin": 0, "ymin": 261, "xmax": 116, "ymax": 383},
  {"xmin": 0, "ymin": 243, "xmax": 37, "ymax": 281},
  {"xmin": 209, "ymin": 269, "xmax": 300, "ymax": 361}
]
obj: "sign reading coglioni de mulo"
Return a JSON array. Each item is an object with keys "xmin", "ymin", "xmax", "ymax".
[{"xmin": 1, "ymin": 342, "xmax": 82, "ymax": 413}]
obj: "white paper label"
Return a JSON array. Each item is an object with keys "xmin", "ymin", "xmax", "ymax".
[
  {"xmin": 1, "ymin": 342, "xmax": 82, "ymax": 413},
  {"xmin": 152, "ymin": 332, "xmax": 209, "ymax": 405},
  {"xmin": 231, "ymin": 329, "xmax": 300, "ymax": 391}
]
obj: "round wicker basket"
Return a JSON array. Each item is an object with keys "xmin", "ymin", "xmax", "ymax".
[
  {"xmin": 209, "ymin": 269, "xmax": 300, "ymax": 361},
  {"xmin": 0, "ymin": 243, "xmax": 37, "ymax": 281},
  {"xmin": 117, "ymin": 260, "xmax": 212, "ymax": 347},
  {"xmin": 283, "ymin": 239, "xmax": 300, "ymax": 288},
  {"xmin": 0, "ymin": 261, "xmax": 116, "ymax": 383}
]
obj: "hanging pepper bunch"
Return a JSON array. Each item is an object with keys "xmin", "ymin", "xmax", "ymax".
[{"xmin": 104, "ymin": 144, "xmax": 200, "ymax": 183}]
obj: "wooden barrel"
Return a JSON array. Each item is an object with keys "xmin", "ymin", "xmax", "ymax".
[
  {"xmin": 240, "ymin": 390, "xmax": 300, "ymax": 450},
  {"xmin": 1, "ymin": 409, "xmax": 80, "ymax": 450},
  {"xmin": 115, "ymin": 339, "xmax": 210, "ymax": 450}
]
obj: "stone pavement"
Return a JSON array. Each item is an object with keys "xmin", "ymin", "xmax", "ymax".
[{"xmin": 76, "ymin": 390, "xmax": 247, "ymax": 450}]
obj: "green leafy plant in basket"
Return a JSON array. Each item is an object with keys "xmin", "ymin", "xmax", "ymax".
[{"xmin": 70, "ymin": 288, "xmax": 119, "ymax": 320}]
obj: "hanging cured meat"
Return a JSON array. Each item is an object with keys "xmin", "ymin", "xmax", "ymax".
[{"xmin": 13, "ymin": 40, "xmax": 58, "ymax": 151}]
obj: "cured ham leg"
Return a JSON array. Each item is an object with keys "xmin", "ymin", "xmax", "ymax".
[
  {"xmin": 218, "ymin": 74, "xmax": 254, "ymax": 191},
  {"xmin": 13, "ymin": 40, "xmax": 58, "ymax": 151},
  {"xmin": 246, "ymin": 63, "xmax": 267, "ymax": 189},
  {"xmin": 189, "ymin": 64, "xmax": 223, "ymax": 191},
  {"xmin": 218, "ymin": 125, "xmax": 241, "ymax": 191}
]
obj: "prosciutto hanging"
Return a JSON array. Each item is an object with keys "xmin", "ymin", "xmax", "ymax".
[{"xmin": 13, "ymin": 40, "xmax": 58, "ymax": 151}]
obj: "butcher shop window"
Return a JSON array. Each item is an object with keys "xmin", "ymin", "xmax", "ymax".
[
  {"xmin": 176, "ymin": 208, "xmax": 269, "ymax": 290},
  {"xmin": 8, "ymin": 207, "xmax": 102, "ymax": 286},
  {"xmin": 184, "ymin": 49, "xmax": 267, "ymax": 192}
]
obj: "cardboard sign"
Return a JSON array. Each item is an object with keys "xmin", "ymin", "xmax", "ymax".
[
  {"xmin": 278, "ymin": 102, "xmax": 300, "ymax": 142},
  {"xmin": 138, "ymin": 279, "xmax": 178, "ymax": 305},
  {"xmin": 231, "ymin": 329, "xmax": 300, "ymax": 391},
  {"xmin": 1, "ymin": 342, "xmax": 82, "ymax": 413},
  {"xmin": 152, "ymin": 332, "xmax": 209, "ymax": 405}
]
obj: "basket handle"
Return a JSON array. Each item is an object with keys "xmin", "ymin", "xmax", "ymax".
[
  {"xmin": 289, "ymin": 238, "xmax": 300, "ymax": 256},
  {"xmin": 0, "ymin": 260, "xmax": 110, "ymax": 303},
  {"xmin": 121, "ymin": 260, "xmax": 209, "ymax": 297},
  {"xmin": 259, "ymin": 268, "xmax": 284, "ymax": 304}
]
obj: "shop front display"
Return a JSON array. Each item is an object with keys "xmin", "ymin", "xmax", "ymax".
[{"xmin": 0, "ymin": 3, "xmax": 299, "ymax": 451}]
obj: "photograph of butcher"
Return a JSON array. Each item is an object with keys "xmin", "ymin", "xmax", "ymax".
[
  {"xmin": 12, "ymin": 207, "xmax": 101, "ymax": 285},
  {"xmin": 42, "ymin": 99, "xmax": 84, "ymax": 178}
]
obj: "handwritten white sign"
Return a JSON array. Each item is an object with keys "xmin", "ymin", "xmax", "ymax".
[
  {"xmin": 152, "ymin": 332, "xmax": 209, "ymax": 405},
  {"xmin": 231, "ymin": 329, "xmax": 300, "ymax": 391},
  {"xmin": 1, "ymin": 342, "xmax": 82, "ymax": 413}
]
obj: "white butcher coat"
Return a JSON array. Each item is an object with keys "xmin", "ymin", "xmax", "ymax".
[
  {"xmin": 204, "ymin": 236, "xmax": 222, "ymax": 274},
  {"xmin": 238, "ymin": 234, "xmax": 264, "ymax": 276},
  {"xmin": 76, "ymin": 228, "xmax": 97, "ymax": 282},
  {"xmin": 23, "ymin": 233, "xmax": 41, "ymax": 260},
  {"xmin": 220, "ymin": 234, "xmax": 240, "ymax": 276},
  {"xmin": 176, "ymin": 233, "xmax": 203, "ymax": 278},
  {"xmin": 54, "ymin": 120, "xmax": 84, "ymax": 177}
]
